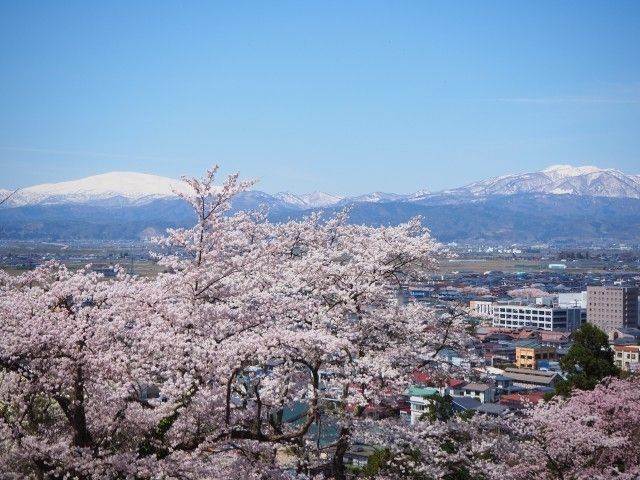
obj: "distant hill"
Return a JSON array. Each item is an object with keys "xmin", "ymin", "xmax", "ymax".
[
  {"xmin": 445, "ymin": 164, "xmax": 640, "ymax": 199},
  {"xmin": 1, "ymin": 193, "xmax": 638, "ymax": 245},
  {"xmin": 1, "ymin": 165, "xmax": 639, "ymax": 245}
]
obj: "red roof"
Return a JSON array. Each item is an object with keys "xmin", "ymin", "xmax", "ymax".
[
  {"xmin": 613, "ymin": 345, "xmax": 640, "ymax": 353},
  {"xmin": 500, "ymin": 392, "xmax": 545, "ymax": 407},
  {"xmin": 412, "ymin": 371, "xmax": 431, "ymax": 383},
  {"xmin": 448, "ymin": 379, "xmax": 466, "ymax": 388}
]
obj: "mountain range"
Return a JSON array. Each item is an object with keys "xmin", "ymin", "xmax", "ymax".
[{"xmin": 1, "ymin": 165, "xmax": 639, "ymax": 244}]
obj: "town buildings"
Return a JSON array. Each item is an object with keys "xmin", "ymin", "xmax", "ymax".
[
  {"xmin": 515, "ymin": 343, "xmax": 558, "ymax": 369},
  {"xmin": 609, "ymin": 327, "xmax": 640, "ymax": 343},
  {"xmin": 557, "ymin": 291, "xmax": 587, "ymax": 308},
  {"xmin": 502, "ymin": 367, "xmax": 562, "ymax": 389},
  {"xmin": 407, "ymin": 386, "xmax": 440, "ymax": 425},
  {"xmin": 469, "ymin": 300, "xmax": 494, "ymax": 316},
  {"xmin": 499, "ymin": 391, "xmax": 545, "ymax": 410},
  {"xmin": 492, "ymin": 302, "xmax": 584, "ymax": 332},
  {"xmin": 587, "ymin": 286, "xmax": 639, "ymax": 332}
]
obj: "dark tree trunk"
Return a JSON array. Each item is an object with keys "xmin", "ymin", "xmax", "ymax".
[{"xmin": 332, "ymin": 426, "xmax": 351, "ymax": 480}]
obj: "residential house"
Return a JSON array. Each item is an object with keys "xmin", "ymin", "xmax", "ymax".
[
  {"xmin": 609, "ymin": 327, "xmax": 640, "ymax": 343},
  {"xmin": 613, "ymin": 345, "xmax": 640, "ymax": 372},
  {"xmin": 439, "ymin": 378, "xmax": 467, "ymax": 397},
  {"xmin": 408, "ymin": 386, "xmax": 440, "ymax": 425},
  {"xmin": 489, "ymin": 374, "xmax": 519, "ymax": 398},
  {"xmin": 452, "ymin": 396, "xmax": 481, "ymax": 413},
  {"xmin": 459, "ymin": 383, "xmax": 496, "ymax": 403},
  {"xmin": 499, "ymin": 391, "xmax": 545, "ymax": 410},
  {"xmin": 502, "ymin": 367, "xmax": 562, "ymax": 389},
  {"xmin": 344, "ymin": 444, "xmax": 378, "ymax": 469},
  {"xmin": 515, "ymin": 342, "xmax": 558, "ymax": 369},
  {"xmin": 474, "ymin": 403, "xmax": 509, "ymax": 416}
]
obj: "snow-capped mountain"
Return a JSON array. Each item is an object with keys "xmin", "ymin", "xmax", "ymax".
[
  {"xmin": 2, "ymin": 173, "xmax": 344, "ymax": 209},
  {"xmin": 2, "ymin": 165, "xmax": 639, "ymax": 211},
  {"xmin": 2, "ymin": 165, "xmax": 639, "ymax": 244},
  {"xmin": 4, "ymin": 172, "xmax": 194, "ymax": 206},
  {"xmin": 448, "ymin": 164, "xmax": 640, "ymax": 199},
  {"xmin": 273, "ymin": 191, "xmax": 343, "ymax": 208},
  {"xmin": 343, "ymin": 192, "xmax": 408, "ymax": 204}
]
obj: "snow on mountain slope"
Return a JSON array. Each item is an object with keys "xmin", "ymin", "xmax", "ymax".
[
  {"xmin": 0, "ymin": 189, "xmax": 14, "ymax": 203},
  {"xmin": 345, "ymin": 192, "xmax": 408, "ymax": 203},
  {"xmin": 273, "ymin": 192, "xmax": 307, "ymax": 208},
  {"xmin": 2, "ymin": 164, "xmax": 639, "ymax": 210},
  {"xmin": 296, "ymin": 191, "xmax": 343, "ymax": 207},
  {"xmin": 274, "ymin": 191, "xmax": 343, "ymax": 208},
  {"xmin": 453, "ymin": 164, "xmax": 640, "ymax": 199},
  {"xmin": 6, "ymin": 172, "xmax": 195, "ymax": 206}
]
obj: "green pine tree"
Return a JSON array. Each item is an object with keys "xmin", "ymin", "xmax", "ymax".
[{"xmin": 554, "ymin": 323, "xmax": 619, "ymax": 397}]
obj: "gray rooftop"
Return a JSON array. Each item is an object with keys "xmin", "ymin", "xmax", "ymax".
[
  {"xmin": 505, "ymin": 367, "xmax": 557, "ymax": 378},
  {"xmin": 463, "ymin": 382, "xmax": 492, "ymax": 392},
  {"xmin": 474, "ymin": 403, "xmax": 509, "ymax": 415},
  {"xmin": 503, "ymin": 368, "xmax": 560, "ymax": 385}
]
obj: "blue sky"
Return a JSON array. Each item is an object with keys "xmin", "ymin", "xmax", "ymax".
[{"xmin": 1, "ymin": 1, "xmax": 639, "ymax": 194}]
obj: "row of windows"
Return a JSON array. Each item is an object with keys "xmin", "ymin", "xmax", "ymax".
[
  {"xmin": 497, "ymin": 308, "xmax": 552, "ymax": 315},
  {"xmin": 494, "ymin": 320, "xmax": 554, "ymax": 329},
  {"xmin": 616, "ymin": 352, "xmax": 638, "ymax": 360}
]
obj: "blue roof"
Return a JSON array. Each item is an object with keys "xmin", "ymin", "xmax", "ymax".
[{"xmin": 452, "ymin": 397, "xmax": 481, "ymax": 410}]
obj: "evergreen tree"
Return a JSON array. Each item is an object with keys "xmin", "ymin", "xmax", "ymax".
[{"xmin": 555, "ymin": 323, "xmax": 618, "ymax": 396}]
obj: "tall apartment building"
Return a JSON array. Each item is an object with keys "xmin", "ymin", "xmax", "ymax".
[
  {"xmin": 492, "ymin": 303, "xmax": 584, "ymax": 332},
  {"xmin": 587, "ymin": 286, "xmax": 639, "ymax": 333}
]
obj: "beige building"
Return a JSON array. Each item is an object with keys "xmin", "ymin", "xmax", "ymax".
[
  {"xmin": 587, "ymin": 286, "xmax": 639, "ymax": 333},
  {"xmin": 515, "ymin": 345, "xmax": 558, "ymax": 369},
  {"xmin": 613, "ymin": 345, "xmax": 640, "ymax": 372}
]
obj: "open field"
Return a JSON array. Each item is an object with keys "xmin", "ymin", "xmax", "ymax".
[
  {"xmin": 0, "ymin": 241, "xmax": 164, "ymax": 277},
  {"xmin": 2, "ymin": 241, "xmax": 638, "ymax": 277}
]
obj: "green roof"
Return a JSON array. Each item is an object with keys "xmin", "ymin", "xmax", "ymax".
[{"xmin": 409, "ymin": 387, "xmax": 439, "ymax": 397}]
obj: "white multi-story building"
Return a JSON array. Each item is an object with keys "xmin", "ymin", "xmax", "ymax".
[
  {"xmin": 558, "ymin": 291, "xmax": 587, "ymax": 308},
  {"xmin": 492, "ymin": 303, "xmax": 584, "ymax": 332},
  {"xmin": 469, "ymin": 300, "xmax": 494, "ymax": 316}
]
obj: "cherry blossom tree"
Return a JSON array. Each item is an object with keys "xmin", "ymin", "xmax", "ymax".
[
  {"xmin": 355, "ymin": 376, "xmax": 640, "ymax": 480},
  {"xmin": 358, "ymin": 414, "xmax": 511, "ymax": 479},
  {"xmin": 456, "ymin": 286, "xmax": 491, "ymax": 297},
  {"xmin": 506, "ymin": 287, "xmax": 549, "ymax": 299},
  {"xmin": 502, "ymin": 376, "xmax": 640, "ymax": 480},
  {"xmin": 0, "ymin": 166, "xmax": 472, "ymax": 479}
]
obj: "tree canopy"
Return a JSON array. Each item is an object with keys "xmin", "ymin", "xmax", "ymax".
[{"xmin": 556, "ymin": 323, "xmax": 619, "ymax": 396}]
